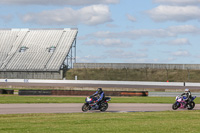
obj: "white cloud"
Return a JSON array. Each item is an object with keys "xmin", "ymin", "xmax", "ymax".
[
  {"xmin": 0, "ymin": 15, "xmax": 13, "ymax": 23},
  {"xmin": 92, "ymin": 29, "xmax": 175, "ymax": 39},
  {"xmin": 168, "ymin": 25, "xmax": 199, "ymax": 34},
  {"xmin": 106, "ymin": 23, "xmax": 119, "ymax": 28},
  {"xmin": 194, "ymin": 54, "xmax": 200, "ymax": 59},
  {"xmin": 172, "ymin": 50, "xmax": 190, "ymax": 56},
  {"xmin": 127, "ymin": 14, "xmax": 137, "ymax": 22},
  {"xmin": 87, "ymin": 25, "xmax": 200, "ymax": 39},
  {"xmin": 153, "ymin": 0, "xmax": 200, "ymax": 6},
  {"xmin": 124, "ymin": 58, "xmax": 160, "ymax": 63},
  {"xmin": 141, "ymin": 40, "xmax": 157, "ymax": 45},
  {"xmin": 129, "ymin": 29, "xmax": 176, "ymax": 38},
  {"xmin": 91, "ymin": 31, "xmax": 116, "ymax": 38},
  {"xmin": 166, "ymin": 57, "xmax": 176, "ymax": 62},
  {"xmin": 106, "ymin": 49, "xmax": 147, "ymax": 59},
  {"xmin": 160, "ymin": 38, "xmax": 191, "ymax": 45},
  {"xmin": 147, "ymin": 5, "xmax": 200, "ymax": 22},
  {"xmin": 83, "ymin": 39, "xmax": 132, "ymax": 47},
  {"xmin": 0, "ymin": 0, "xmax": 119, "ymax": 6},
  {"xmin": 139, "ymin": 48, "xmax": 148, "ymax": 52},
  {"xmin": 22, "ymin": 5, "xmax": 112, "ymax": 26},
  {"xmin": 77, "ymin": 55, "xmax": 107, "ymax": 63}
]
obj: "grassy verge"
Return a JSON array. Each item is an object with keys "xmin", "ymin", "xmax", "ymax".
[
  {"xmin": 0, "ymin": 95, "xmax": 200, "ymax": 104},
  {"xmin": 66, "ymin": 68, "xmax": 200, "ymax": 82},
  {"xmin": 0, "ymin": 111, "xmax": 200, "ymax": 133}
]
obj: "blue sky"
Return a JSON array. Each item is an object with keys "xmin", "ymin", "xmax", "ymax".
[{"xmin": 0, "ymin": 0, "xmax": 200, "ymax": 64}]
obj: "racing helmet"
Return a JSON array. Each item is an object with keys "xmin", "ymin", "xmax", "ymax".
[
  {"xmin": 185, "ymin": 88, "xmax": 189, "ymax": 92},
  {"xmin": 97, "ymin": 88, "xmax": 102, "ymax": 94}
]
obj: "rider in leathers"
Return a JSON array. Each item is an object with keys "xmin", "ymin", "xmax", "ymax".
[
  {"xmin": 181, "ymin": 88, "xmax": 192, "ymax": 106},
  {"xmin": 92, "ymin": 88, "xmax": 105, "ymax": 107}
]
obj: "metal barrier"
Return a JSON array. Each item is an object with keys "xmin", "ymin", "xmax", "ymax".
[{"xmin": 19, "ymin": 90, "xmax": 148, "ymax": 96}]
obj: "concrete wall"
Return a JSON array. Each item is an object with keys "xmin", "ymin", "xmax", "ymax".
[
  {"xmin": 73, "ymin": 63, "xmax": 200, "ymax": 70},
  {"xmin": 0, "ymin": 70, "xmax": 63, "ymax": 79}
]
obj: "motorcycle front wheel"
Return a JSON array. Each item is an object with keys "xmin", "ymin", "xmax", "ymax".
[
  {"xmin": 191, "ymin": 101, "xmax": 195, "ymax": 108},
  {"xmin": 172, "ymin": 103, "xmax": 179, "ymax": 110},
  {"xmin": 187, "ymin": 102, "xmax": 195, "ymax": 110},
  {"xmin": 82, "ymin": 103, "xmax": 90, "ymax": 112},
  {"xmin": 100, "ymin": 102, "xmax": 108, "ymax": 112}
]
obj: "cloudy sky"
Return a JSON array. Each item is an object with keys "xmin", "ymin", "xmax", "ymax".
[{"xmin": 0, "ymin": 0, "xmax": 200, "ymax": 64}]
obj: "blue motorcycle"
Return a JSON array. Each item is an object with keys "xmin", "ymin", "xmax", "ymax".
[
  {"xmin": 82, "ymin": 96, "xmax": 111, "ymax": 112},
  {"xmin": 172, "ymin": 95, "xmax": 196, "ymax": 110}
]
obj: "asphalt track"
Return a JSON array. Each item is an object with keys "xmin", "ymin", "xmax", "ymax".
[
  {"xmin": 1, "ymin": 103, "xmax": 200, "ymax": 114},
  {"xmin": 1, "ymin": 82, "xmax": 200, "ymax": 114}
]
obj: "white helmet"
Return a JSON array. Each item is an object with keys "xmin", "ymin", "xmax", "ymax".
[{"xmin": 185, "ymin": 88, "xmax": 189, "ymax": 92}]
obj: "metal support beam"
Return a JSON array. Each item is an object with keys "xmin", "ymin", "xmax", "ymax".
[{"xmin": 64, "ymin": 36, "xmax": 77, "ymax": 69}]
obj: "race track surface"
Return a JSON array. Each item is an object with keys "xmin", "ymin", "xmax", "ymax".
[{"xmin": 1, "ymin": 103, "xmax": 199, "ymax": 114}]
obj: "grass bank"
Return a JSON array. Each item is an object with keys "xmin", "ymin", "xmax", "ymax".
[
  {"xmin": 0, "ymin": 111, "xmax": 200, "ymax": 133},
  {"xmin": 66, "ymin": 68, "xmax": 200, "ymax": 82},
  {"xmin": 0, "ymin": 95, "xmax": 200, "ymax": 104}
]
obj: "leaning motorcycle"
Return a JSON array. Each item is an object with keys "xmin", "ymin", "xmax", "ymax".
[
  {"xmin": 82, "ymin": 96, "xmax": 111, "ymax": 112},
  {"xmin": 172, "ymin": 95, "xmax": 196, "ymax": 110}
]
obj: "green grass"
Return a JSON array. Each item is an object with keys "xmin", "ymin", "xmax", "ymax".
[
  {"xmin": 0, "ymin": 111, "xmax": 200, "ymax": 133},
  {"xmin": 0, "ymin": 95, "xmax": 200, "ymax": 104},
  {"xmin": 66, "ymin": 68, "xmax": 200, "ymax": 82},
  {"xmin": 0, "ymin": 96, "xmax": 85, "ymax": 103}
]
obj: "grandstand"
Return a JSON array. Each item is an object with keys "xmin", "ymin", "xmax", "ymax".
[{"xmin": 0, "ymin": 28, "xmax": 78, "ymax": 79}]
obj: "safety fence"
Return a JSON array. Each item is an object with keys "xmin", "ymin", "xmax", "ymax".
[
  {"xmin": 74, "ymin": 63, "xmax": 200, "ymax": 70},
  {"xmin": 0, "ymin": 89, "xmax": 148, "ymax": 96}
]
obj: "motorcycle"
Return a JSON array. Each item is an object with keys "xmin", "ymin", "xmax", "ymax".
[
  {"xmin": 82, "ymin": 96, "xmax": 111, "ymax": 112},
  {"xmin": 172, "ymin": 95, "xmax": 196, "ymax": 110}
]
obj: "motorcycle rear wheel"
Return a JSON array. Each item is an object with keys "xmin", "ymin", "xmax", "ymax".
[
  {"xmin": 100, "ymin": 103, "xmax": 108, "ymax": 112},
  {"xmin": 82, "ymin": 103, "xmax": 90, "ymax": 112},
  {"xmin": 172, "ymin": 103, "xmax": 179, "ymax": 110}
]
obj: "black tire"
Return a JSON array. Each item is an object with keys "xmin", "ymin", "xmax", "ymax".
[
  {"xmin": 172, "ymin": 103, "xmax": 179, "ymax": 110},
  {"xmin": 192, "ymin": 102, "xmax": 195, "ymax": 108},
  {"xmin": 82, "ymin": 103, "xmax": 90, "ymax": 112},
  {"xmin": 187, "ymin": 102, "xmax": 195, "ymax": 110},
  {"xmin": 100, "ymin": 102, "xmax": 108, "ymax": 112}
]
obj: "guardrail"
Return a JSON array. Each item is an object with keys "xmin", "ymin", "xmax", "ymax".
[
  {"xmin": 18, "ymin": 90, "xmax": 148, "ymax": 96},
  {"xmin": 0, "ymin": 79, "xmax": 199, "ymax": 87}
]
